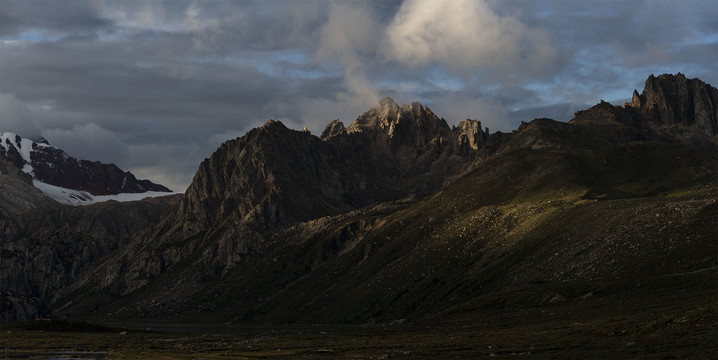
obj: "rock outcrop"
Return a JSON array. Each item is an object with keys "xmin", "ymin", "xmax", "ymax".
[
  {"xmin": 0, "ymin": 175, "xmax": 48, "ymax": 213},
  {"xmin": 568, "ymin": 73, "xmax": 718, "ymax": 154},
  {"xmin": 455, "ymin": 119, "xmax": 490, "ymax": 154},
  {"xmin": 629, "ymin": 73, "xmax": 717, "ymax": 135},
  {"xmin": 0, "ymin": 190, "xmax": 180, "ymax": 321},
  {"xmin": 320, "ymin": 119, "xmax": 346, "ymax": 139}
]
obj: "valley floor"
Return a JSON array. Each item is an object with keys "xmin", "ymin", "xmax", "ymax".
[{"xmin": 1, "ymin": 282, "xmax": 715, "ymax": 360}]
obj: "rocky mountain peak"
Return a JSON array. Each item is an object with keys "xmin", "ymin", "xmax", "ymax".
[
  {"xmin": 320, "ymin": 119, "xmax": 346, "ymax": 140},
  {"xmin": 377, "ymin": 96, "xmax": 400, "ymax": 116},
  {"xmin": 631, "ymin": 89, "xmax": 641, "ymax": 108},
  {"xmin": 569, "ymin": 73, "xmax": 718, "ymax": 153},
  {"xmin": 628, "ymin": 73, "xmax": 717, "ymax": 135},
  {"xmin": 455, "ymin": 119, "xmax": 489, "ymax": 153},
  {"xmin": 261, "ymin": 118, "xmax": 287, "ymax": 131},
  {"xmin": 173, "ymin": 99, "xmax": 491, "ymax": 249},
  {"xmin": 179, "ymin": 120, "xmax": 345, "ymax": 230},
  {"xmin": 345, "ymin": 97, "xmax": 451, "ymax": 151},
  {"xmin": 345, "ymin": 98, "xmax": 443, "ymax": 134},
  {"xmin": 346, "ymin": 97, "xmax": 401, "ymax": 133}
]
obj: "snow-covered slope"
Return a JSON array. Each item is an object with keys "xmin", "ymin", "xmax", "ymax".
[
  {"xmin": 0, "ymin": 132, "xmax": 52, "ymax": 176},
  {"xmin": 33, "ymin": 180, "xmax": 179, "ymax": 206},
  {"xmin": 0, "ymin": 132, "xmax": 174, "ymax": 205}
]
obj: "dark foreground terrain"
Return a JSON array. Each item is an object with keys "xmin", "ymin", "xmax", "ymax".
[{"xmin": 2, "ymin": 271, "xmax": 715, "ymax": 359}]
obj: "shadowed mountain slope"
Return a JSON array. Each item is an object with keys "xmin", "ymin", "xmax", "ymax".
[{"xmin": 0, "ymin": 176, "xmax": 181, "ymax": 321}]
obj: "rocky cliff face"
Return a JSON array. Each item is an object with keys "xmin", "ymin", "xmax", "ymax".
[
  {"xmin": 567, "ymin": 74, "xmax": 718, "ymax": 154},
  {"xmin": 455, "ymin": 119, "xmax": 490, "ymax": 154},
  {"xmin": 180, "ymin": 119, "xmax": 348, "ymax": 230},
  {"xmin": 629, "ymin": 73, "xmax": 717, "ymax": 135},
  {"xmin": 0, "ymin": 188, "xmax": 180, "ymax": 321},
  {"xmin": 0, "ymin": 133, "xmax": 171, "ymax": 195},
  {"xmin": 0, "ymin": 175, "xmax": 48, "ymax": 214},
  {"xmin": 0, "ymin": 290, "xmax": 50, "ymax": 322}
]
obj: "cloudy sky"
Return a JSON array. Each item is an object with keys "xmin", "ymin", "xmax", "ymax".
[{"xmin": 0, "ymin": 0, "xmax": 716, "ymax": 191}]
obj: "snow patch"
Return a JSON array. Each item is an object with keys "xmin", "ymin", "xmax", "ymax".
[
  {"xmin": 18, "ymin": 136, "xmax": 34, "ymax": 163},
  {"xmin": 22, "ymin": 163, "xmax": 34, "ymax": 175},
  {"xmin": 33, "ymin": 180, "xmax": 178, "ymax": 206}
]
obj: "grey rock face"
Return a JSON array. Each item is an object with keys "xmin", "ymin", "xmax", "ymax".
[
  {"xmin": 180, "ymin": 119, "xmax": 348, "ymax": 230},
  {"xmin": 0, "ymin": 186, "xmax": 180, "ymax": 320},
  {"xmin": 455, "ymin": 119, "xmax": 490, "ymax": 154},
  {"xmin": 629, "ymin": 73, "xmax": 718, "ymax": 136},
  {"xmin": 0, "ymin": 176, "xmax": 48, "ymax": 213},
  {"xmin": 568, "ymin": 74, "xmax": 718, "ymax": 155}
]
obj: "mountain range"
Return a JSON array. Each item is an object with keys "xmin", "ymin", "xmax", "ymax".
[{"xmin": 0, "ymin": 73, "xmax": 716, "ymax": 331}]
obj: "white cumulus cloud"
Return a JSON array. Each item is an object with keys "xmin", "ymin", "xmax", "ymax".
[{"xmin": 384, "ymin": 0, "xmax": 556, "ymax": 76}]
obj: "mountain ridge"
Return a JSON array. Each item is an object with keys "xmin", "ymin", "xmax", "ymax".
[
  {"xmin": 47, "ymin": 73, "xmax": 718, "ymax": 325},
  {"xmin": 0, "ymin": 73, "xmax": 715, "ymax": 328}
]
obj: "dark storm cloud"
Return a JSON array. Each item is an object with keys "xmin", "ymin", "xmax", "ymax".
[
  {"xmin": 0, "ymin": 0, "xmax": 111, "ymax": 37},
  {"xmin": 1, "ymin": 40, "xmax": 281, "ymax": 131},
  {"xmin": 0, "ymin": 0, "xmax": 715, "ymax": 191}
]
